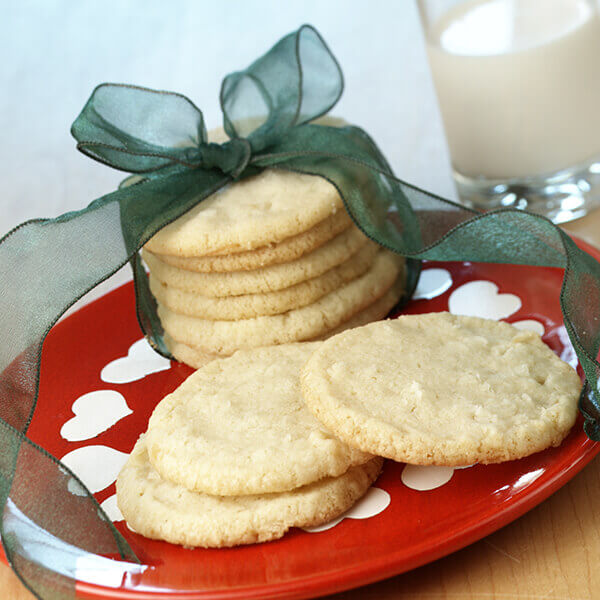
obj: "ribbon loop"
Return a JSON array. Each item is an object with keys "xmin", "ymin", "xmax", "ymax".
[
  {"xmin": 71, "ymin": 83, "xmax": 207, "ymax": 173},
  {"xmin": 220, "ymin": 24, "xmax": 343, "ymax": 152}
]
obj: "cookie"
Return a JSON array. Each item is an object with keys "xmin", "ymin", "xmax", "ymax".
[
  {"xmin": 162, "ymin": 276, "xmax": 404, "ymax": 368},
  {"xmin": 117, "ymin": 435, "xmax": 383, "ymax": 548},
  {"xmin": 143, "ymin": 169, "xmax": 346, "ymax": 257},
  {"xmin": 301, "ymin": 313, "xmax": 581, "ymax": 466},
  {"xmin": 315, "ymin": 275, "xmax": 404, "ymax": 339},
  {"xmin": 163, "ymin": 333, "xmax": 220, "ymax": 369},
  {"xmin": 163, "ymin": 276, "xmax": 404, "ymax": 368},
  {"xmin": 153, "ymin": 211, "xmax": 353, "ymax": 272},
  {"xmin": 145, "ymin": 343, "xmax": 373, "ymax": 495},
  {"xmin": 149, "ymin": 243, "xmax": 378, "ymax": 320},
  {"xmin": 143, "ymin": 226, "xmax": 371, "ymax": 297},
  {"xmin": 157, "ymin": 249, "xmax": 402, "ymax": 355}
]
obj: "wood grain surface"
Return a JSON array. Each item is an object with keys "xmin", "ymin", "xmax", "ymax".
[{"xmin": 3, "ymin": 211, "xmax": 600, "ymax": 600}]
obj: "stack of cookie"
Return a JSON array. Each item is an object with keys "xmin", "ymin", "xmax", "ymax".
[
  {"xmin": 116, "ymin": 343, "xmax": 383, "ymax": 547},
  {"xmin": 142, "ymin": 167, "xmax": 405, "ymax": 368}
]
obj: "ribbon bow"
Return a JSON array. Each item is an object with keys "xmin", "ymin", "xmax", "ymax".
[
  {"xmin": 72, "ymin": 84, "xmax": 252, "ymax": 179},
  {"xmin": 69, "ymin": 25, "xmax": 425, "ymax": 357},
  {"xmin": 1, "ymin": 24, "xmax": 600, "ymax": 599}
]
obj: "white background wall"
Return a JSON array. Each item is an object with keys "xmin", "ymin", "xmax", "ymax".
[
  {"xmin": 0, "ymin": 0, "xmax": 455, "ymax": 233},
  {"xmin": 0, "ymin": 1, "xmax": 455, "ymax": 303}
]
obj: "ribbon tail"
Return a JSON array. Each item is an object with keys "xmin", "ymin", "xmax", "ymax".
[
  {"xmin": 0, "ymin": 167, "xmax": 230, "ymax": 597},
  {"xmin": 130, "ymin": 252, "xmax": 171, "ymax": 358},
  {"xmin": 1, "ymin": 420, "xmax": 139, "ymax": 600}
]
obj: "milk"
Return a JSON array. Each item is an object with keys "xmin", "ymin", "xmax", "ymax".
[{"xmin": 426, "ymin": 0, "xmax": 600, "ymax": 179}]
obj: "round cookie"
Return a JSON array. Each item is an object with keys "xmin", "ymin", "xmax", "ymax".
[
  {"xmin": 145, "ymin": 343, "xmax": 373, "ymax": 496},
  {"xmin": 144, "ymin": 169, "xmax": 346, "ymax": 257},
  {"xmin": 117, "ymin": 436, "xmax": 383, "ymax": 548},
  {"xmin": 143, "ymin": 227, "xmax": 370, "ymax": 297},
  {"xmin": 163, "ymin": 277, "xmax": 405, "ymax": 368},
  {"xmin": 301, "ymin": 313, "xmax": 582, "ymax": 466},
  {"xmin": 163, "ymin": 333, "xmax": 220, "ymax": 369},
  {"xmin": 154, "ymin": 211, "xmax": 353, "ymax": 272},
  {"xmin": 157, "ymin": 249, "xmax": 402, "ymax": 355},
  {"xmin": 149, "ymin": 243, "xmax": 378, "ymax": 320}
]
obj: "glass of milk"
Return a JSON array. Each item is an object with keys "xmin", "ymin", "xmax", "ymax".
[{"xmin": 418, "ymin": 0, "xmax": 600, "ymax": 223}]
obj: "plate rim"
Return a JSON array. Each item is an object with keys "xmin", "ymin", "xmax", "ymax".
[{"xmin": 3, "ymin": 235, "xmax": 600, "ymax": 600}]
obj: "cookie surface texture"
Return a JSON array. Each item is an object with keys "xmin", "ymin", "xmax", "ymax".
[
  {"xmin": 143, "ymin": 226, "xmax": 370, "ymax": 297},
  {"xmin": 163, "ymin": 333, "xmax": 220, "ymax": 369},
  {"xmin": 162, "ymin": 276, "xmax": 405, "ymax": 367},
  {"xmin": 145, "ymin": 343, "xmax": 373, "ymax": 495},
  {"xmin": 153, "ymin": 210, "xmax": 353, "ymax": 272},
  {"xmin": 144, "ymin": 169, "xmax": 345, "ymax": 257},
  {"xmin": 157, "ymin": 249, "xmax": 402, "ymax": 354},
  {"xmin": 149, "ymin": 243, "xmax": 378, "ymax": 320},
  {"xmin": 117, "ymin": 436, "xmax": 383, "ymax": 548},
  {"xmin": 301, "ymin": 313, "xmax": 581, "ymax": 466},
  {"xmin": 314, "ymin": 276, "xmax": 405, "ymax": 339}
]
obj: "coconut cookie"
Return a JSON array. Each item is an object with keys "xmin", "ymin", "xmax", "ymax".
[
  {"xmin": 301, "ymin": 313, "xmax": 581, "ymax": 466},
  {"xmin": 149, "ymin": 243, "xmax": 378, "ymax": 320},
  {"xmin": 315, "ymin": 275, "xmax": 405, "ymax": 339},
  {"xmin": 117, "ymin": 436, "xmax": 383, "ymax": 548},
  {"xmin": 144, "ymin": 169, "xmax": 346, "ymax": 257},
  {"xmin": 145, "ymin": 343, "xmax": 373, "ymax": 496},
  {"xmin": 143, "ymin": 226, "xmax": 370, "ymax": 297},
  {"xmin": 165, "ymin": 277, "xmax": 405, "ymax": 368},
  {"xmin": 157, "ymin": 250, "xmax": 402, "ymax": 355},
  {"xmin": 153, "ymin": 210, "xmax": 353, "ymax": 272},
  {"xmin": 163, "ymin": 333, "xmax": 220, "ymax": 369},
  {"xmin": 163, "ymin": 278, "xmax": 404, "ymax": 368}
]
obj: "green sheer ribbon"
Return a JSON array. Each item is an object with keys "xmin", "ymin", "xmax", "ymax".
[{"xmin": 1, "ymin": 24, "xmax": 600, "ymax": 599}]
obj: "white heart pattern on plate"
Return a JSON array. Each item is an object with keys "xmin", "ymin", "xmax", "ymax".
[
  {"xmin": 413, "ymin": 268, "xmax": 453, "ymax": 300},
  {"xmin": 401, "ymin": 464, "xmax": 475, "ymax": 491},
  {"xmin": 61, "ymin": 445, "xmax": 129, "ymax": 494},
  {"xmin": 101, "ymin": 338, "xmax": 171, "ymax": 384},
  {"xmin": 511, "ymin": 319, "xmax": 545, "ymax": 336},
  {"xmin": 100, "ymin": 494, "xmax": 124, "ymax": 522},
  {"xmin": 302, "ymin": 487, "xmax": 391, "ymax": 532},
  {"xmin": 401, "ymin": 464, "xmax": 454, "ymax": 491},
  {"xmin": 61, "ymin": 390, "xmax": 132, "ymax": 442},
  {"xmin": 555, "ymin": 324, "xmax": 579, "ymax": 369},
  {"xmin": 448, "ymin": 280, "xmax": 521, "ymax": 320}
]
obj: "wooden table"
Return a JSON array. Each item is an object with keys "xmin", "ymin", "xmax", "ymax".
[{"xmin": 3, "ymin": 210, "xmax": 600, "ymax": 600}]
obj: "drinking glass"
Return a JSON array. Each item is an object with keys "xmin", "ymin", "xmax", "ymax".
[{"xmin": 418, "ymin": 0, "xmax": 600, "ymax": 223}]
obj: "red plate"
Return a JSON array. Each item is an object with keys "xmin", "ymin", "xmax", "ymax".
[{"xmin": 4, "ymin": 242, "xmax": 600, "ymax": 599}]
